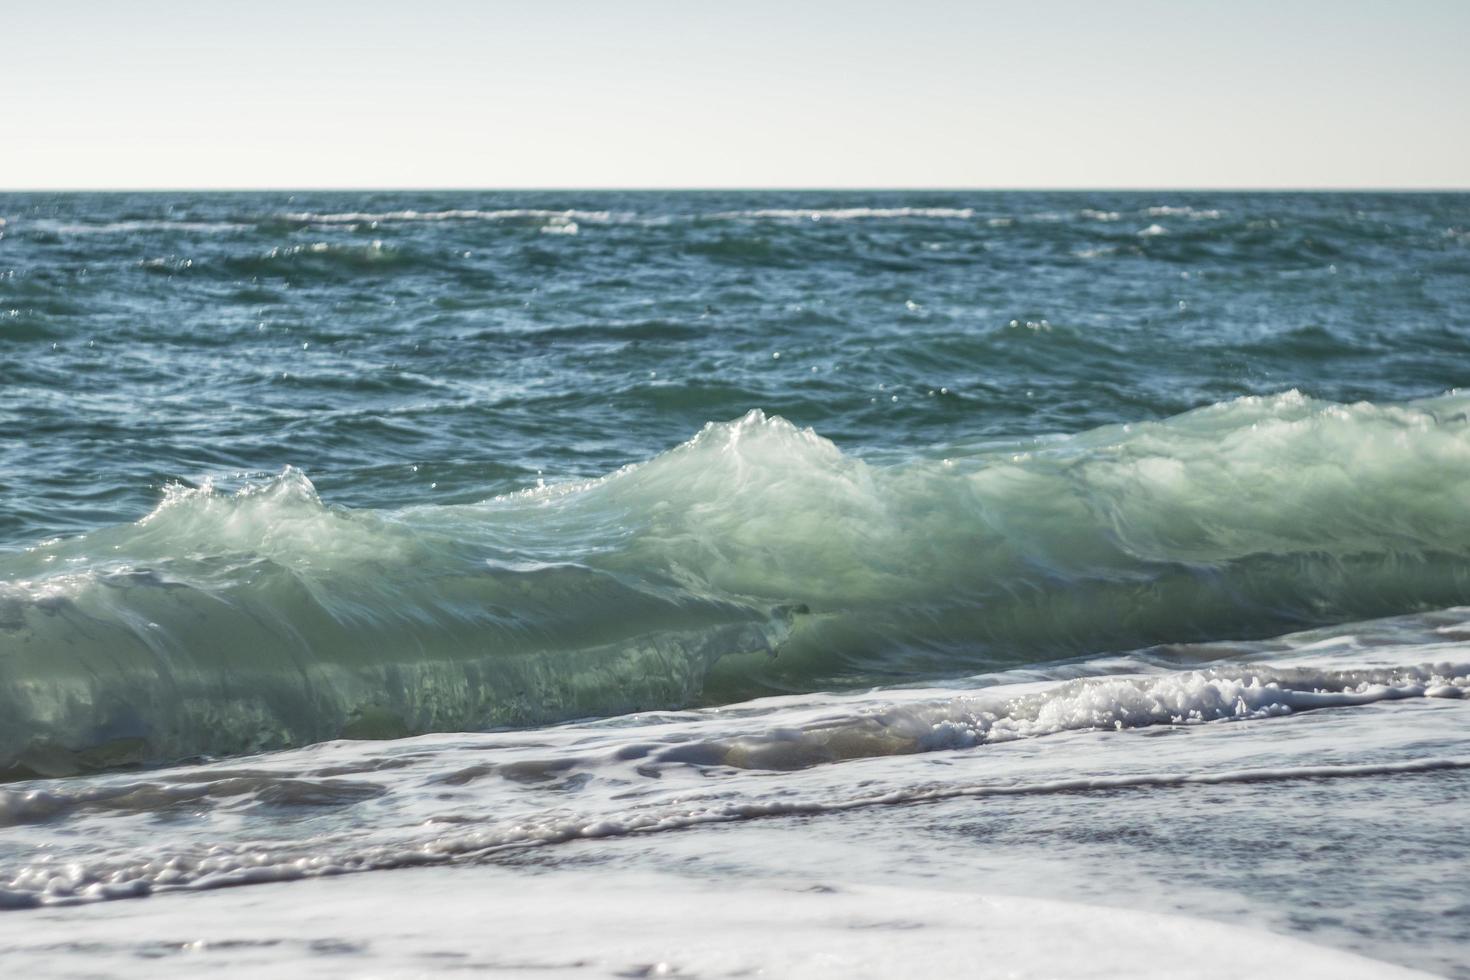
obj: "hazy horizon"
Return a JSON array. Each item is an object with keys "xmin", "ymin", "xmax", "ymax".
[
  {"xmin": 8, "ymin": 0, "xmax": 1468, "ymax": 191},
  {"xmin": 7, "ymin": 185, "xmax": 1470, "ymax": 193}
]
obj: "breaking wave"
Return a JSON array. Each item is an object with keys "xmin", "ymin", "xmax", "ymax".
[{"xmin": 3, "ymin": 390, "xmax": 1470, "ymax": 775}]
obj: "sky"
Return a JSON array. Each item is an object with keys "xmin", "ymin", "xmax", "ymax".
[{"xmin": 6, "ymin": 0, "xmax": 1468, "ymax": 189}]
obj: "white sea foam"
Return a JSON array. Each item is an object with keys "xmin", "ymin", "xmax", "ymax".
[
  {"xmin": 3, "ymin": 732, "xmax": 1463, "ymax": 901},
  {"xmin": 5, "ymin": 749, "xmax": 1465, "ymax": 907},
  {"xmin": 2, "ymin": 656, "xmax": 1466, "ymax": 906},
  {"xmin": 0, "ymin": 870, "xmax": 1427, "ymax": 978},
  {"xmin": 1, "ymin": 590, "xmax": 1465, "ymax": 975}
]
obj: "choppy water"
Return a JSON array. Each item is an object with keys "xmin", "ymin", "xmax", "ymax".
[{"xmin": 2, "ymin": 191, "xmax": 1468, "ymax": 977}]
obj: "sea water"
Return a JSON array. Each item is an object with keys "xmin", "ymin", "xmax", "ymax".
[{"xmin": 1, "ymin": 191, "xmax": 1468, "ymax": 976}]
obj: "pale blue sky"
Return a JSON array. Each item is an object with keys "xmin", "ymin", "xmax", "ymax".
[{"xmin": 7, "ymin": 0, "xmax": 1468, "ymax": 188}]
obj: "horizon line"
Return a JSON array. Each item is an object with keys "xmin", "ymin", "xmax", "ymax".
[{"xmin": 3, "ymin": 185, "xmax": 1468, "ymax": 194}]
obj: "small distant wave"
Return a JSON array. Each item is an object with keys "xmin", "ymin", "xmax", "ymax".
[
  {"xmin": 1073, "ymin": 246, "xmax": 1122, "ymax": 259},
  {"xmin": 711, "ymin": 207, "xmax": 976, "ymax": 221},
  {"xmin": 25, "ymin": 219, "xmax": 250, "ymax": 236},
  {"xmin": 138, "ymin": 240, "xmax": 429, "ymax": 279},
  {"xmin": 1144, "ymin": 205, "xmax": 1223, "ymax": 219},
  {"xmin": 275, "ymin": 208, "xmax": 617, "ymax": 225}
]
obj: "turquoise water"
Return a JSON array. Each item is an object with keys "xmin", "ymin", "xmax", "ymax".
[{"xmin": 2, "ymin": 192, "xmax": 1469, "ymax": 976}]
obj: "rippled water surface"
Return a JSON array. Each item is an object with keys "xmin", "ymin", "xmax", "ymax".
[{"xmin": 4, "ymin": 191, "xmax": 1466, "ymax": 540}]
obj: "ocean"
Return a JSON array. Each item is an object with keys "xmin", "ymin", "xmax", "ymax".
[{"xmin": 1, "ymin": 190, "xmax": 1468, "ymax": 977}]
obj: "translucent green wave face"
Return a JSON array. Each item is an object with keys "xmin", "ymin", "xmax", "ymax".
[{"xmin": 3, "ymin": 389, "xmax": 1470, "ymax": 776}]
